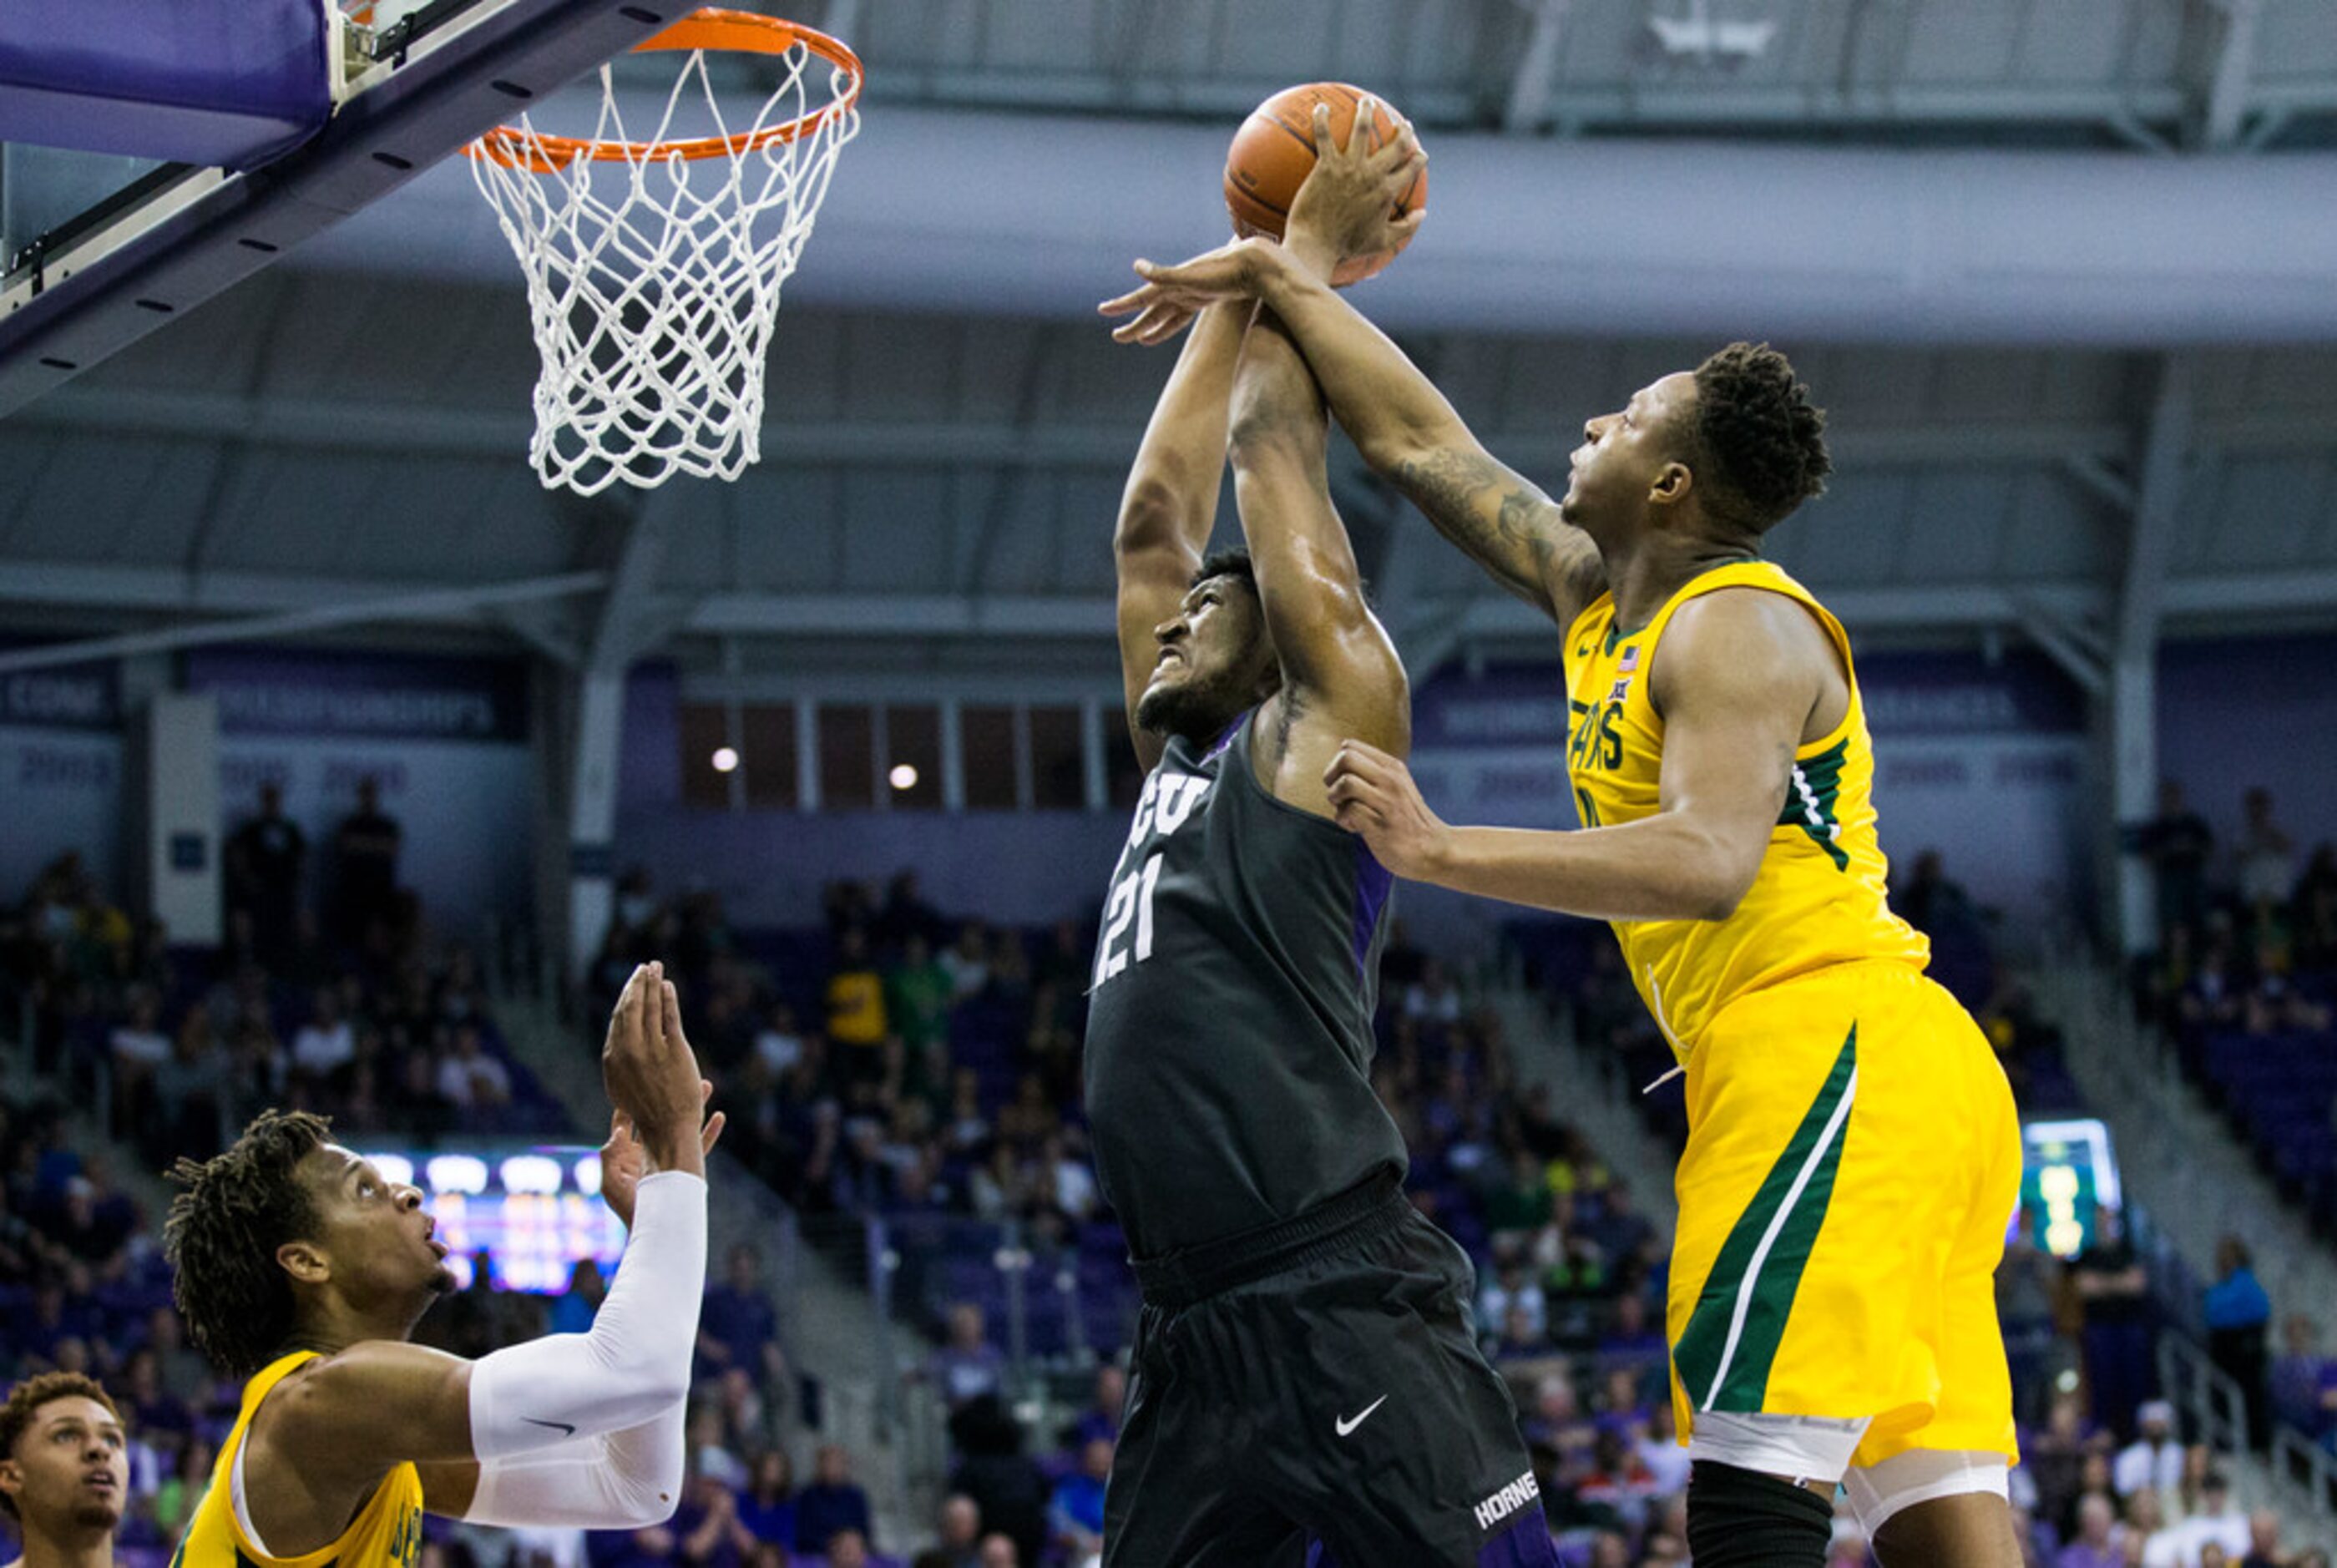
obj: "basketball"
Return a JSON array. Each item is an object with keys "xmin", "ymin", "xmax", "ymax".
[{"xmin": 1224, "ymin": 82, "xmax": 1427, "ymax": 286}]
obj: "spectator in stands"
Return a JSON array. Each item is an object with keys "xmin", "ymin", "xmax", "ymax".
[
  {"xmin": 945, "ymin": 1396, "xmax": 1046, "ymax": 1566},
  {"xmin": 1044, "ymin": 1439, "xmax": 1110, "ymax": 1568},
  {"xmin": 975, "ymin": 1536, "xmax": 1017, "ymax": 1568},
  {"xmin": 291, "ymin": 987, "xmax": 357, "ymax": 1082},
  {"xmin": 0, "ymin": 1371, "xmax": 127, "ymax": 1568},
  {"xmin": 820, "ymin": 1528, "xmax": 869, "ymax": 1568},
  {"xmin": 938, "ymin": 923, "xmax": 991, "ymax": 1003},
  {"xmin": 1899, "ymin": 847, "xmax": 1980, "ymax": 939},
  {"xmin": 735, "ymin": 1450, "xmax": 795, "ymax": 1550},
  {"xmin": 104, "ymin": 989, "xmax": 169, "ymax": 1140},
  {"xmin": 1403, "ymin": 958, "xmax": 1464, "ymax": 1024},
  {"xmin": 914, "ymin": 1493, "xmax": 981, "ymax": 1568},
  {"xmin": 927, "ymin": 1303, "xmax": 1006, "ymax": 1411},
  {"xmin": 698, "ymin": 1245, "xmax": 786, "ymax": 1389},
  {"xmin": 752, "ymin": 1002, "xmax": 807, "ymax": 1077},
  {"xmin": 2269, "ymin": 1316, "xmax": 2337, "ymax": 1441},
  {"xmin": 2236, "ymin": 788, "xmax": 2297, "ymax": 912},
  {"xmin": 1483, "ymin": 1152, "xmax": 1554, "ymax": 1238},
  {"xmin": 329, "ymin": 775, "xmax": 402, "ymax": 948},
  {"xmin": 826, "ymin": 928, "xmax": 889, "ymax": 1082},
  {"xmin": 887, "ymin": 935, "xmax": 954, "ymax": 1060},
  {"xmin": 434, "ymin": 1021, "xmax": 512, "ymax": 1113},
  {"xmin": 548, "ymin": 1257, "xmax": 606, "ymax": 1334},
  {"xmin": 1065, "ymin": 1364, "xmax": 1123, "ymax": 1450},
  {"xmin": 2072, "ymin": 1206, "xmax": 2157, "ymax": 1438},
  {"xmin": 152, "ymin": 1433, "xmax": 214, "ymax": 1540},
  {"xmin": 2168, "ymin": 1471, "xmax": 2251, "ymax": 1565},
  {"xmin": 2112, "ymin": 1401, "xmax": 2183, "ymax": 1499},
  {"xmin": 2203, "ymin": 1237, "xmax": 2273, "ymax": 1448},
  {"xmin": 794, "ymin": 1445, "xmax": 873, "ymax": 1555},
  {"xmin": 675, "ymin": 1469, "xmax": 757, "ymax": 1568},
  {"xmin": 2294, "ymin": 844, "xmax": 2337, "ymax": 972},
  {"xmin": 2239, "ymin": 1510, "xmax": 2287, "ymax": 1568},
  {"xmin": 2137, "ymin": 781, "xmax": 2215, "ymax": 944},
  {"xmin": 2059, "ymin": 1491, "xmax": 2123, "ymax": 1568},
  {"xmin": 149, "ymin": 1003, "xmax": 227, "ymax": 1165},
  {"xmin": 2117, "ymin": 1487, "xmax": 2174, "ymax": 1567},
  {"xmin": 685, "ymin": 1404, "xmax": 748, "ymax": 1491},
  {"xmin": 1475, "ymin": 1251, "xmax": 1546, "ymax": 1342},
  {"xmin": 224, "ymin": 781, "xmax": 306, "ymax": 966}
]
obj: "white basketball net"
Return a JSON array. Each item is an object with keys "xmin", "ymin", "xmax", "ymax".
[{"xmin": 469, "ymin": 40, "xmax": 860, "ymax": 494}]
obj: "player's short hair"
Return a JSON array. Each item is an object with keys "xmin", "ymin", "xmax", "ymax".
[
  {"xmin": 0, "ymin": 1373, "xmax": 120, "ymax": 1520},
  {"xmin": 1688, "ymin": 341, "xmax": 1831, "ymax": 534},
  {"xmin": 1191, "ymin": 548, "xmax": 1257, "ymax": 597},
  {"xmin": 164, "ymin": 1109, "xmax": 332, "ymax": 1376}
]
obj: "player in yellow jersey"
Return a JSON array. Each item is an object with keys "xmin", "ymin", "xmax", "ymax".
[
  {"xmin": 161, "ymin": 963, "xmax": 723, "ymax": 1568},
  {"xmin": 1103, "ymin": 104, "xmax": 2022, "ymax": 1568}
]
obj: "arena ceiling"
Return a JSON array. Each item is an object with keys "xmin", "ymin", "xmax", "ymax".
[{"xmin": 3, "ymin": 0, "xmax": 2335, "ymax": 695}]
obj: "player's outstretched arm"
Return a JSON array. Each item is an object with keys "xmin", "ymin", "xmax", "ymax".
[
  {"xmin": 1323, "ymin": 590, "xmax": 1824, "ymax": 921},
  {"xmin": 1100, "ymin": 101, "xmax": 1603, "ymax": 630},
  {"xmin": 255, "ymin": 966, "xmax": 712, "ymax": 1530},
  {"xmin": 417, "ymin": 1102, "xmax": 725, "ymax": 1528},
  {"xmin": 1227, "ymin": 311, "xmax": 1407, "ymax": 813},
  {"xmin": 1115, "ymin": 301, "xmax": 1252, "ymax": 772}
]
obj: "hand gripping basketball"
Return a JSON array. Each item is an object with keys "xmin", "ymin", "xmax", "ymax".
[
  {"xmin": 1282, "ymin": 97, "xmax": 1429, "ymax": 285},
  {"xmin": 1223, "ymin": 83, "xmax": 1427, "ymax": 286}
]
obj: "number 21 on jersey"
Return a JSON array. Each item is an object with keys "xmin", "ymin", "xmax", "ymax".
[{"xmin": 1093, "ymin": 852, "xmax": 1162, "ymax": 988}]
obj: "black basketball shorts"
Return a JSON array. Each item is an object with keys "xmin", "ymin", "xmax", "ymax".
[{"xmin": 1104, "ymin": 1174, "xmax": 1559, "ymax": 1568}]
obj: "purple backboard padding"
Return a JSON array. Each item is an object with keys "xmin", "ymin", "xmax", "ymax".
[
  {"xmin": 0, "ymin": 0, "xmax": 332, "ymax": 169},
  {"xmin": 0, "ymin": 0, "xmax": 674, "ymax": 419}
]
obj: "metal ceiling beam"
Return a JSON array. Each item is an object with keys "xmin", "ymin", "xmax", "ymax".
[
  {"xmin": 0, "ymin": 569, "xmax": 606, "ymax": 675},
  {"xmin": 1503, "ymin": 0, "xmax": 1571, "ymax": 134},
  {"xmin": 21, "ymin": 385, "xmax": 2250, "ymax": 471},
  {"xmin": 2198, "ymin": 0, "xmax": 2264, "ymax": 149},
  {"xmin": 878, "ymin": 70, "xmax": 2194, "ymax": 138}
]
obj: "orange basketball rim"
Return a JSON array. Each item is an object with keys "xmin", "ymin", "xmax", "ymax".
[{"xmin": 468, "ymin": 8, "xmax": 863, "ymax": 173}]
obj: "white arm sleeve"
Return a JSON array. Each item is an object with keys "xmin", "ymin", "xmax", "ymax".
[
  {"xmin": 462, "ymin": 1401, "xmax": 685, "ymax": 1529},
  {"xmin": 466, "ymin": 1170, "xmax": 706, "ymax": 1460}
]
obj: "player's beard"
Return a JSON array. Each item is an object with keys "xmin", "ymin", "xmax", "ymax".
[{"xmin": 1136, "ymin": 664, "xmax": 1249, "ymax": 746}]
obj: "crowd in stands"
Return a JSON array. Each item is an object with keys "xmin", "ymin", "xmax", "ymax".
[
  {"xmin": 0, "ymin": 780, "xmax": 554, "ymax": 1176},
  {"xmin": 13, "ymin": 817, "xmax": 2337, "ymax": 1565},
  {"xmin": 2131, "ymin": 781, "xmax": 2337, "ymax": 1449}
]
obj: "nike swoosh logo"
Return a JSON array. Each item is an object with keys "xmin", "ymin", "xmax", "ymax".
[
  {"xmin": 1335, "ymin": 1395, "xmax": 1389, "ymax": 1438},
  {"xmin": 523, "ymin": 1418, "xmax": 578, "ymax": 1437}
]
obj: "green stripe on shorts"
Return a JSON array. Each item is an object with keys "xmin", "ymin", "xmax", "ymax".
[{"xmin": 1672, "ymin": 1025, "xmax": 1859, "ymax": 1413}]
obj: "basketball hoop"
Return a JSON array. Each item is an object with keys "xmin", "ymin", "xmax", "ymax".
[{"xmin": 467, "ymin": 8, "xmax": 862, "ymax": 494}]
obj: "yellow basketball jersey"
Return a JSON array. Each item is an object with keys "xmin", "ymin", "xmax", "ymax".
[
  {"xmin": 1563, "ymin": 560, "xmax": 1929, "ymax": 1059},
  {"xmin": 172, "ymin": 1352, "xmax": 424, "ymax": 1568}
]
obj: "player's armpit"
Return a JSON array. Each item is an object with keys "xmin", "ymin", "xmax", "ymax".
[{"xmin": 1647, "ymin": 588, "xmax": 1835, "ymax": 914}]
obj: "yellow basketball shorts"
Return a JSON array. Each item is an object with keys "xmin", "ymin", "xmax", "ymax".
[{"xmin": 1665, "ymin": 960, "xmax": 2021, "ymax": 1468}]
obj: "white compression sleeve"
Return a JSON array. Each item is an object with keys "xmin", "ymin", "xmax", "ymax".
[
  {"xmin": 463, "ymin": 1400, "xmax": 686, "ymax": 1529},
  {"xmin": 466, "ymin": 1170, "xmax": 706, "ymax": 1460}
]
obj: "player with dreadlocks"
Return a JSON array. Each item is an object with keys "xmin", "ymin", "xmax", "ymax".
[
  {"xmin": 1104, "ymin": 99, "xmax": 2023, "ymax": 1568},
  {"xmin": 160, "ymin": 963, "xmax": 723, "ymax": 1568}
]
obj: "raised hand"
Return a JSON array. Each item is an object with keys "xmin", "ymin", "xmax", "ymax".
[
  {"xmin": 1323, "ymin": 740, "xmax": 1454, "ymax": 880},
  {"xmin": 599, "ymin": 1081, "xmax": 725, "ymax": 1230},
  {"xmin": 1284, "ymin": 96, "xmax": 1427, "ymax": 275},
  {"xmin": 1099, "ymin": 237, "xmax": 1279, "ymax": 346},
  {"xmin": 600, "ymin": 964, "xmax": 711, "ymax": 1175}
]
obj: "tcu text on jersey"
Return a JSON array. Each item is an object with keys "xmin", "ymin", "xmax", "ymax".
[{"xmin": 1092, "ymin": 767, "xmax": 1212, "ymax": 989}]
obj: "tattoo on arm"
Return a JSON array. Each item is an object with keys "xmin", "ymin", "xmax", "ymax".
[{"xmin": 1389, "ymin": 448, "xmax": 1585, "ymax": 609}]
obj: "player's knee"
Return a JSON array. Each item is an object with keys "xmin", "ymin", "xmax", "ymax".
[{"xmin": 1685, "ymin": 1460, "xmax": 1833, "ymax": 1568}]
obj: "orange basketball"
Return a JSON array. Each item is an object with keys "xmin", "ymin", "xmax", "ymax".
[{"xmin": 1224, "ymin": 82, "xmax": 1426, "ymax": 286}]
